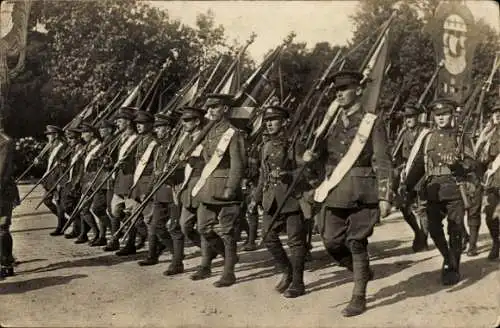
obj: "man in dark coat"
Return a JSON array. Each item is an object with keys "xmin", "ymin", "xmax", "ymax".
[
  {"xmin": 249, "ymin": 105, "xmax": 307, "ymax": 298},
  {"xmin": 303, "ymin": 71, "xmax": 393, "ymax": 316},
  {"xmin": 0, "ymin": 126, "xmax": 20, "ymax": 279},
  {"xmin": 190, "ymin": 94, "xmax": 245, "ymax": 288}
]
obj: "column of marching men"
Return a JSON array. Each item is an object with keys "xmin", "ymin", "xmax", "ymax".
[{"xmin": 1, "ymin": 71, "xmax": 500, "ymax": 317}]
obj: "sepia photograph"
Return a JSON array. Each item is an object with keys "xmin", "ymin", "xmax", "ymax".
[{"xmin": 0, "ymin": 0, "xmax": 499, "ymax": 327}]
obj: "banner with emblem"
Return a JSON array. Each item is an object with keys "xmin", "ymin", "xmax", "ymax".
[{"xmin": 424, "ymin": 1, "xmax": 479, "ymax": 103}]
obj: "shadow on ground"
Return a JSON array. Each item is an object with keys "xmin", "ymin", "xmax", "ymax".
[{"xmin": 0, "ymin": 274, "xmax": 88, "ymax": 294}]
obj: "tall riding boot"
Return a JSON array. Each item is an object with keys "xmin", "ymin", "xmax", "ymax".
[
  {"xmin": 416, "ymin": 209, "xmax": 429, "ymax": 246},
  {"xmin": 402, "ymin": 206, "xmax": 426, "ymax": 252},
  {"xmin": 191, "ymin": 236, "xmax": 213, "ymax": 280},
  {"xmin": 116, "ymin": 225, "xmax": 137, "ymax": 256},
  {"xmin": 466, "ymin": 225, "xmax": 480, "ymax": 256},
  {"xmin": 206, "ymin": 231, "xmax": 225, "ymax": 258},
  {"xmin": 242, "ymin": 212, "xmax": 258, "ymax": 251},
  {"xmin": 235, "ymin": 216, "xmax": 249, "ymax": 243},
  {"xmin": 214, "ymin": 234, "xmax": 237, "ymax": 287},
  {"xmin": 75, "ymin": 218, "xmax": 90, "ymax": 244},
  {"xmin": 0, "ymin": 229, "xmax": 14, "ymax": 276},
  {"xmin": 342, "ymin": 247, "xmax": 370, "ymax": 317},
  {"xmin": 486, "ymin": 217, "xmax": 499, "ymax": 260},
  {"xmin": 266, "ymin": 244, "xmax": 292, "ymax": 293},
  {"xmin": 164, "ymin": 237, "xmax": 185, "ymax": 276},
  {"xmin": 284, "ymin": 247, "xmax": 306, "ymax": 298},
  {"xmin": 326, "ymin": 244, "xmax": 352, "ymax": 271},
  {"xmin": 446, "ymin": 228, "xmax": 462, "ymax": 285},
  {"xmin": 103, "ymin": 215, "xmax": 120, "ymax": 251}
]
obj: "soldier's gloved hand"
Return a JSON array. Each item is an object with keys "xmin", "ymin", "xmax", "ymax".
[
  {"xmin": 379, "ymin": 200, "xmax": 391, "ymax": 218},
  {"xmin": 33, "ymin": 158, "xmax": 40, "ymax": 166},
  {"xmin": 187, "ymin": 156, "xmax": 199, "ymax": 167},
  {"xmin": 178, "ymin": 152, "xmax": 187, "ymax": 162}
]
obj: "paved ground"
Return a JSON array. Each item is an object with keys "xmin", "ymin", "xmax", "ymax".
[{"xmin": 1, "ymin": 185, "xmax": 499, "ymax": 328}]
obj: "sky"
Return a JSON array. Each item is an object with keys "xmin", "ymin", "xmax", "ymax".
[{"xmin": 147, "ymin": 0, "xmax": 500, "ymax": 61}]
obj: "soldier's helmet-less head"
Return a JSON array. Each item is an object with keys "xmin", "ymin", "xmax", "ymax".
[
  {"xmin": 402, "ymin": 103, "xmax": 420, "ymax": 128},
  {"xmin": 491, "ymin": 101, "xmax": 500, "ymax": 125},
  {"xmin": 180, "ymin": 106, "xmax": 205, "ymax": 132},
  {"xmin": 79, "ymin": 121, "xmax": 98, "ymax": 141},
  {"xmin": 134, "ymin": 111, "xmax": 155, "ymax": 134},
  {"xmin": 44, "ymin": 125, "xmax": 63, "ymax": 142}
]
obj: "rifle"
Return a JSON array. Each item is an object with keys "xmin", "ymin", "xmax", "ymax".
[
  {"xmin": 61, "ymin": 134, "xmax": 137, "ymax": 233},
  {"xmin": 112, "ymin": 119, "xmax": 218, "ymax": 243},
  {"xmin": 15, "ymin": 142, "xmax": 51, "ymax": 183},
  {"xmin": 417, "ymin": 59, "xmax": 445, "ymax": 125},
  {"xmin": 259, "ymin": 11, "xmax": 397, "ymax": 245}
]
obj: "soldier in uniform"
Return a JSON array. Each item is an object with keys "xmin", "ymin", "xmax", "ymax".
[
  {"xmin": 249, "ymin": 105, "xmax": 307, "ymax": 298},
  {"xmin": 104, "ymin": 107, "xmax": 139, "ymax": 252},
  {"xmin": 117, "ymin": 110, "xmax": 156, "ymax": 256},
  {"xmin": 59, "ymin": 128, "xmax": 87, "ymax": 244},
  {"xmin": 36, "ymin": 125, "xmax": 67, "ymax": 234},
  {"xmin": 79, "ymin": 122, "xmax": 108, "ymax": 246},
  {"xmin": 177, "ymin": 107, "xmax": 206, "ymax": 267},
  {"xmin": 303, "ymin": 71, "xmax": 392, "ymax": 316},
  {"xmin": 137, "ymin": 112, "xmax": 179, "ymax": 267},
  {"xmin": 404, "ymin": 99, "xmax": 476, "ymax": 285},
  {"xmin": 392, "ymin": 104, "xmax": 429, "ymax": 251},
  {"xmin": 189, "ymin": 93, "xmax": 245, "ymax": 287},
  {"xmin": 0, "ymin": 125, "xmax": 20, "ymax": 279},
  {"xmin": 474, "ymin": 101, "xmax": 500, "ymax": 260}
]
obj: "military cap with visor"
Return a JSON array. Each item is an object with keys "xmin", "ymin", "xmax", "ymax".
[
  {"xmin": 205, "ymin": 93, "xmax": 235, "ymax": 107},
  {"xmin": 154, "ymin": 113, "xmax": 177, "ymax": 127},
  {"xmin": 79, "ymin": 121, "xmax": 98, "ymax": 135},
  {"xmin": 98, "ymin": 119, "xmax": 116, "ymax": 130},
  {"xmin": 327, "ymin": 70, "xmax": 364, "ymax": 89},
  {"xmin": 65, "ymin": 127, "xmax": 82, "ymax": 139},
  {"xmin": 44, "ymin": 125, "xmax": 63, "ymax": 135},
  {"xmin": 134, "ymin": 110, "xmax": 155, "ymax": 124},
  {"xmin": 181, "ymin": 106, "xmax": 206, "ymax": 120},
  {"xmin": 401, "ymin": 103, "xmax": 420, "ymax": 117},
  {"xmin": 114, "ymin": 106, "xmax": 137, "ymax": 120},
  {"xmin": 429, "ymin": 98, "xmax": 458, "ymax": 115},
  {"xmin": 263, "ymin": 105, "xmax": 290, "ymax": 121}
]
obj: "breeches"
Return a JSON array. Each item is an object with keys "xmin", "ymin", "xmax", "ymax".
[
  {"xmin": 197, "ymin": 203, "xmax": 240, "ymax": 237},
  {"xmin": 263, "ymin": 210, "xmax": 305, "ymax": 250}
]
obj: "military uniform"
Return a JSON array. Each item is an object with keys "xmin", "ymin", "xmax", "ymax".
[
  {"xmin": 78, "ymin": 122, "xmax": 109, "ymax": 246},
  {"xmin": 191, "ymin": 94, "xmax": 245, "ymax": 287},
  {"xmin": 0, "ymin": 129, "xmax": 20, "ymax": 279},
  {"xmin": 252, "ymin": 105, "xmax": 306, "ymax": 298},
  {"xmin": 405, "ymin": 99, "xmax": 476, "ymax": 285},
  {"xmin": 392, "ymin": 104, "xmax": 428, "ymax": 251},
  {"xmin": 138, "ymin": 113, "xmax": 182, "ymax": 269},
  {"xmin": 116, "ymin": 110, "xmax": 157, "ymax": 256},
  {"xmin": 475, "ymin": 102, "xmax": 500, "ymax": 260},
  {"xmin": 307, "ymin": 71, "xmax": 392, "ymax": 316},
  {"xmin": 105, "ymin": 107, "xmax": 140, "ymax": 252},
  {"xmin": 39, "ymin": 126, "xmax": 67, "ymax": 233},
  {"xmin": 59, "ymin": 128, "xmax": 86, "ymax": 242}
]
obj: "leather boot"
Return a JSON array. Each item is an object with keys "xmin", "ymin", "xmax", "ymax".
[
  {"xmin": 241, "ymin": 212, "xmax": 258, "ymax": 251},
  {"xmin": 284, "ymin": 248, "xmax": 306, "ymax": 298},
  {"xmin": 116, "ymin": 226, "xmax": 137, "ymax": 256},
  {"xmin": 65, "ymin": 217, "xmax": 81, "ymax": 239},
  {"xmin": 466, "ymin": 225, "xmax": 479, "ymax": 257},
  {"xmin": 138, "ymin": 257, "xmax": 158, "ymax": 266},
  {"xmin": 342, "ymin": 248, "xmax": 370, "ymax": 316},
  {"xmin": 103, "ymin": 238, "xmax": 120, "ymax": 252},
  {"xmin": 342, "ymin": 295, "xmax": 366, "ymax": 317},
  {"xmin": 50, "ymin": 217, "xmax": 67, "ymax": 236},
  {"xmin": 487, "ymin": 218, "xmax": 499, "ymax": 260},
  {"xmin": 444, "ymin": 230, "xmax": 462, "ymax": 285},
  {"xmin": 164, "ymin": 238, "xmax": 185, "ymax": 276},
  {"xmin": 191, "ymin": 237, "xmax": 213, "ymax": 281},
  {"xmin": 213, "ymin": 234, "xmax": 237, "ymax": 288}
]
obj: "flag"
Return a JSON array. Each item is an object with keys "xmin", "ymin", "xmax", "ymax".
[
  {"xmin": 424, "ymin": 1, "xmax": 480, "ymax": 103},
  {"xmin": 360, "ymin": 26, "xmax": 390, "ymax": 114}
]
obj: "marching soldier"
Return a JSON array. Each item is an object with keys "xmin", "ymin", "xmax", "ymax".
[
  {"xmin": 105, "ymin": 107, "xmax": 139, "ymax": 252},
  {"xmin": 189, "ymin": 94, "xmax": 245, "ymax": 287},
  {"xmin": 303, "ymin": 71, "xmax": 393, "ymax": 316},
  {"xmin": 392, "ymin": 104, "xmax": 429, "ymax": 251},
  {"xmin": 249, "ymin": 105, "xmax": 307, "ymax": 298},
  {"xmin": 137, "ymin": 112, "xmax": 179, "ymax": 267},
  {"xmin": 36, "ymin": 125, "xmax": 67, "ymax": 234},
  {"xmin": 177, "ymin": 107, "xmax": 206, "ymax": 269},
  {"xmin": 404, "ymin": 99, "xmax": 476, "ymax": 285},
  {"xmin": 79, "ymin": 122, "xmax": 108, "ymax": 246},
  {"xmin": 117, "ymin": 110, "xmax": 156, "ymax": 256},
  {"xmin": 59, "ymin": 128, "xmax": 86, "ymax": 243},
  {"xmin": 0, "ymin": 125, "xmax": 20, "ymax": 279},
  {"xmin": 474, "ymin": 101, "xmax": 500, "ymax": 260}
]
